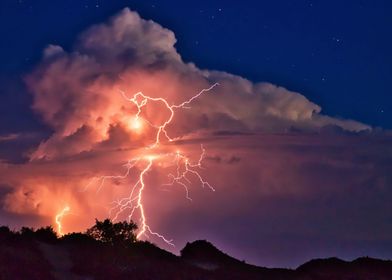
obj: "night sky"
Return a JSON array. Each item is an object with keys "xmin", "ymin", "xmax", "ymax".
[
  {"xmin": 0, "ymin": 0, "xmax": 392, "ymax": 268},
  {"xmin": 1, "ymin": 0, "xmax": 392, "ymax": 134}
]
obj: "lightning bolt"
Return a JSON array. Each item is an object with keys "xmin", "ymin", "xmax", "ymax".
[
  {"xmin": 55, "ymin": 206, "xmax": 70, "ymax": 236},
  {"xmin": 121, "ymin": 83, "xmax": 219, "ymax": 147},
  {"xmin": 83, "ymin": 83, "xmax": 219, "ymax": 245}
]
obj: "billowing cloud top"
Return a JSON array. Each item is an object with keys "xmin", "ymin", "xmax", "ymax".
[{"xmin": 27, "ymin": 8, "xmax": 369, "ymax": 160}]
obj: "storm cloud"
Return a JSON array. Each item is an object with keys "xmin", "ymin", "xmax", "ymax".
[
  {"xmin": 26, "ymin": 8, "xmax": 369, "ymax": 160},
  {"xmin": 0, "ymin": 8, "xmax": 390, "ymax": 268}
]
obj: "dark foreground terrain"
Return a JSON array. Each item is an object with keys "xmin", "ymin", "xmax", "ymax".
[{"xmin": 0, "ymin": 224, "xmax": 391, "ymax": 280}]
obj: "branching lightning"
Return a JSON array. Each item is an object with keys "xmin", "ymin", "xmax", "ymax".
[
  {"xmin": 122, "ymin": 83, "xmax": 219, "ymax": 147},
  {"xmin": 79, "ymin": 83, "xmax": 219, "ymax": 245}
]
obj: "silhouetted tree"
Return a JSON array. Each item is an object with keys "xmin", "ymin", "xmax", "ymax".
[
  {"xmin": 34, "ymin": 226, "xmax": 58, "ymax": 243},
  {"xmin": 19, "ymin": 227, "xmax": 35, "ymax": 238},
  {"xmin": 18, "ymin": 226, "xmax": 57, "ymax": 243},
  {"xmin": 0, "ymin": 226, "xmax": 11, "ymax": 236},
  {"xmin": 86, "ymin": 219, "xmax": 138, "ymax": 245},
  {"xmin": 61, "ymin": 232, "xmax": 96, "ymax": 244},
  {"xmin": 0, "ymin": 226, "xmax": 14, "ymax": 242}
]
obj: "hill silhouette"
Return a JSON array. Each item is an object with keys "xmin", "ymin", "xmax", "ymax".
[{"xmin": 0, "ymin": 221, "xmax": 391, "ymax": 279}]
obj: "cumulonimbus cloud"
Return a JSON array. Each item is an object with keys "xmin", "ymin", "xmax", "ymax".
[{"xmin": 26, "ymin": 8, "xmax": 370, "ymax": 160}]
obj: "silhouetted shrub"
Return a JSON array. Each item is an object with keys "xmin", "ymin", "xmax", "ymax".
[{"xmin": 86, "ymin": 218, "xmax": 138, "ymax": 245}]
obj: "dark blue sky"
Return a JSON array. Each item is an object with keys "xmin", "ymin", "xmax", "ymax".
[{"xmin": 0, "ymin": 0, "xmax": 391, "ymax": 134}]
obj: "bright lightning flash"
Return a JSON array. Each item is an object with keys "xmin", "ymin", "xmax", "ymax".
[
  {"xmin": 55, "ymin": 206, "xmax": 70, "ymax": 236},
  {"xmin": 129, "ymin": 117, "xmax": 143, "ymax": 132},
  {"xmin": 84, "ymin": 83, "xmax": 219, "ymax": 246}
]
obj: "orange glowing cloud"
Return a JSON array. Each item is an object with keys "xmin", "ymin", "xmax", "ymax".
[{"xmin": 25, "ymin": 8, "xmax": 369, "ymax": 161}]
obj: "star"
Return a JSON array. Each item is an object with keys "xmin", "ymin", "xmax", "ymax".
[{"xmin": 332, "ymin": 37, "xmax": 342, "ymax": 43}]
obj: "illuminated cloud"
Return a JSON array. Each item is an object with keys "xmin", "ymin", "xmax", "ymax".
[
  {"xmin": 0, "ymin": 133, "xmax": 20, "ymax": 142},
  {"xmin": 26, "ymin": 8, "xmax": 369, "ymax": 160}
]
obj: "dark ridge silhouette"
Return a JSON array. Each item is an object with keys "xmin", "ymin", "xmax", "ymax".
[
  {"xmin": 296, "ymin": 257, "xmax": 392, "ymax": 280},
  {"xmin": 0, "ymin": 221, "xmax": 391, "ymax": 279},
  {"xmin": 181, "ymin": 240, "xmax": 291, "ymax": 279}
]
